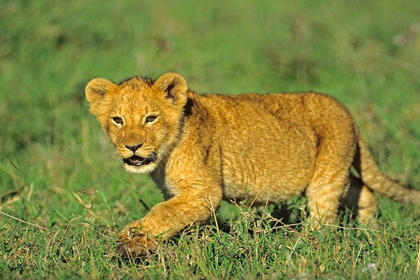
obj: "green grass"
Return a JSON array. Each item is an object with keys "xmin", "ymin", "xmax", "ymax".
[{"xmin": 1, "ymin": 0, "xmax": 420, "ymax": 278}]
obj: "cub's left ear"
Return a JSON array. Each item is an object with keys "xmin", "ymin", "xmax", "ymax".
[{"xmin": 153, "ymin": 73, "xmax": 188, "ymax": 107}]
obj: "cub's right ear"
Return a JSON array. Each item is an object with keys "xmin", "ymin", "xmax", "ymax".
[
  {"xmin": 85, "ymin": 78, "xmax": 117, "ymax": 104},
  {"xmin": 85, "ymin": 78, "xmax": 117, "ymax": 118}
]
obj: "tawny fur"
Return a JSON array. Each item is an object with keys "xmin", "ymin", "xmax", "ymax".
[{"xmin": 85, "ymin": 72, "xmax": 420, "ymax": 258}]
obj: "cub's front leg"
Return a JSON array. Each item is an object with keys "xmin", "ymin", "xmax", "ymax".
[{"xmin": 117, "ymin": 194, "xmax": 219, "ymax": 258}]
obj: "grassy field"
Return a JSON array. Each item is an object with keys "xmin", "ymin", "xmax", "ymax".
[{"xmin": 1, "ymin": 0, "xmax": 420, "ymax": 278}]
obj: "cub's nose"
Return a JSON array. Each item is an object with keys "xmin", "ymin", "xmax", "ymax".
[{"xmin": 124, "ymin": 143, "xmax": 143, "ymax": 152}]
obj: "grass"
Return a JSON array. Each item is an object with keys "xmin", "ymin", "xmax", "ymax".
[{"xmin": 1, "ymin": 0, "xmax": 420, "ymax": 278}]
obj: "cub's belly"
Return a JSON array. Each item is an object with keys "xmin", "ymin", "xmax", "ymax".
[
  {"xmin": 221, "ymin": 165, "xmax": 313, "ymax": 204},
  {"xmin": 221, "ymin": 141, "xmax": 316, "ymax": 204}
]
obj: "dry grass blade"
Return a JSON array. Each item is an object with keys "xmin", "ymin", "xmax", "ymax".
[{"xmin": 0, "ymin": 210, "xmax": 50, "ymax": 231}]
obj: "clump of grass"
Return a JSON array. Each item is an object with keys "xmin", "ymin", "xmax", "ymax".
[{"xmin": 2, "ymin": 195, "xmax": 419, "ymax": 279}]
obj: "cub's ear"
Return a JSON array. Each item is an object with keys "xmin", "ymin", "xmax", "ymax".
[
  {"xmin": 85, "ymin": 78, "xmax": 117, "ymax": 104},
  {"xmin": 85, "ymin": 78, "xmax": 117, "ymax": 118},
  {"xmin": 153, "ymin": 73, "xmax": 188, "ymax": 107}
]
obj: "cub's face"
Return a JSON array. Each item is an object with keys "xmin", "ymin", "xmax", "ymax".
[{"xmin": 85, "ymin": 73, "xmax": 188, "ymax": 174}]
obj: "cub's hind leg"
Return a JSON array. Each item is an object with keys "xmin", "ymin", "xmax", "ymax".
[
  {"xmin": 306, "ymin": 168, "xmax": 350, "ymax": 226},
  {"xmin": 305, "ymin": 134, "xmax": 356, "ymax": 227},
  {"xmin": 341, "ymin": 174, "xmax": 378, "ymax": 224}
]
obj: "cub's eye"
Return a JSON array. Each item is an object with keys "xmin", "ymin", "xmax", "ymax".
[
  {"xmin": 112, "ymin": 117, "xmax": 124, "ymax": 125},
  {"xmin": 145, "ymin": 115, "xmax": 158, "ymax": 124}
]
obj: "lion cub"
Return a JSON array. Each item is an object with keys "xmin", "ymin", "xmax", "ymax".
[{"xmin": 86, "ymin": 72, "xmax": 419, "ymax": 258}]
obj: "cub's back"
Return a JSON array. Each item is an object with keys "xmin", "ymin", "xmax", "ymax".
[{"xmin": 193, "ymin": 91, "xmax": 355, "ymax": 140}]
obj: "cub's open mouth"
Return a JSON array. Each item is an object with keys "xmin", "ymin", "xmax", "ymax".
[
  {"xmin": 123, "ymin": 155, "xmax": 152, "ymax": 166},
  {"xmin": 123, "ymin": 153, "xmax": 157, "ymax": 167}
]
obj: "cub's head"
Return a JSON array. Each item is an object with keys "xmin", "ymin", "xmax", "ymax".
[{"xmin": 85, "ymin": 73, "xmax": 188, "ymax": 173}]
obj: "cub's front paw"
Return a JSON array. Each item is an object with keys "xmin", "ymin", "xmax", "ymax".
[{"xmin": 117, "ymin": 226, "xmax": 158, "ymax": 259}]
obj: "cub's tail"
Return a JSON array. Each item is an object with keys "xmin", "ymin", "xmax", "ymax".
[{"xmin": 354, "ymin": 136, "xmax": 420, "ymax": 204}]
